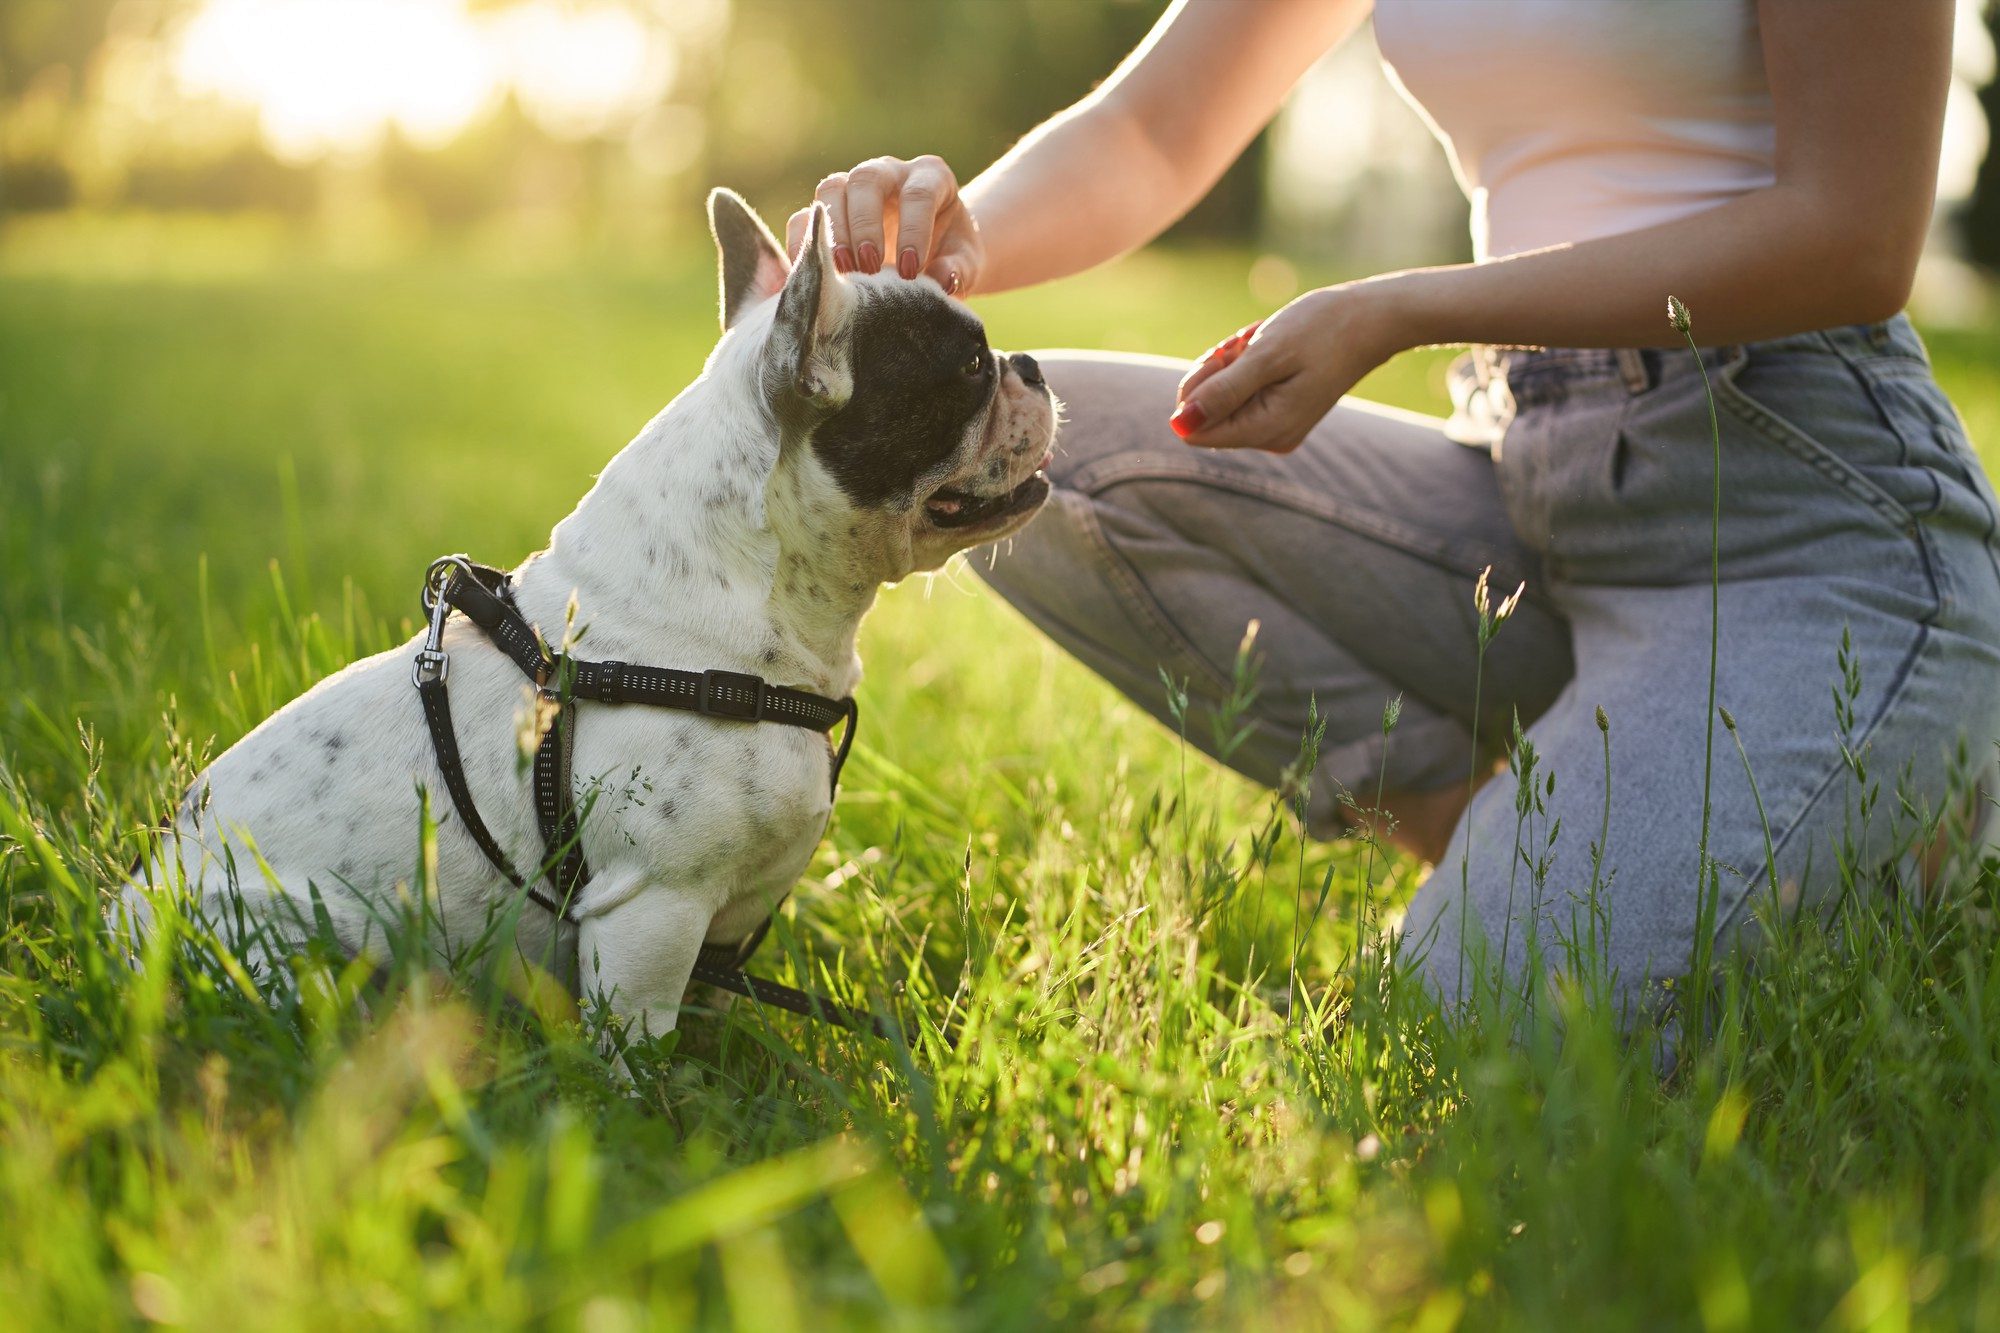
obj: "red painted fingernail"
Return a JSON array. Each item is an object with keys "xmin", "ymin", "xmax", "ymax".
[
  {"xmin": 945, "ymin": 270, "xmax": 961, "ymax": 295},
  {"xmin": 1169, "ymin": 401, "xmax": 1206, "ymax": 438},
  {"xmin": 833, "ymin": 244, "xmax": 854, "ymax": 273},
  {"xmin": 857, "ymin": 241, "xmax": 881, "ymax": 273},
  {"xmin": 898, "ymin": 247, "xmax": 919, "ymax": 280}
]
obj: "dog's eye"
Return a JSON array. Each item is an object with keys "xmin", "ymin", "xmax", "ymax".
[{"xmin": 962, "ymin": 352, "xmax": 985, "ymax": 379}]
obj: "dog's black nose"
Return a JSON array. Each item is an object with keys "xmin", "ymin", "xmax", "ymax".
[{"xmin": 1009, "ymin": 352, "xmax": 1044, "ymax": 388}]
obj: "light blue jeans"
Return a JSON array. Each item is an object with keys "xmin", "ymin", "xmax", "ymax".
[{"xmin": 977, "ymin": 316, "xmax": 2000, "ymax": 1014}]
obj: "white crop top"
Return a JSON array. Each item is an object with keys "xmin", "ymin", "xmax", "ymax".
[{"xmin": 1372, "ymin": 0, "xmax": 1777, "ymax": 260}]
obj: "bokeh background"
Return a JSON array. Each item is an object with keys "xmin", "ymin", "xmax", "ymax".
[{"xmin": 6, "ymin": 0, "xmax": 1998, "ymax": 290}]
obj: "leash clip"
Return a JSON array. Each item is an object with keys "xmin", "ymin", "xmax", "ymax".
[{"xmin": 412, "ymin": 561, "xmax": 458, "ymax": 687}]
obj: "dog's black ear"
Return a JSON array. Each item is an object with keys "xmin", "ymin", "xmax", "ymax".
[
  {"xmin": 708, "ymin": 187, "xmax": 788, "ymax": 331},
  {"xmin": 764, "ymin": 201, "xmax": 852, "ymax": 416}
]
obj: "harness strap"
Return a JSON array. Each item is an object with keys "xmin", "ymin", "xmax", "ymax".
[
  {"xmin": 532, "ymin": 674, "xmax": 593, "ymax": 908},
  {"xmin": 415, "ymin": 659, "xmax": 572, "ymax": 919},
  {"xmin": 687, "ymin": 950, "xmax": 900, "ymax": 1040},
  {"xmin": 684, "ymin": 911, "xmax": 898, "ymax": 1039},
  {"xmin": 414, "ymin": 554, "xmax": 890, "ymax": 1042},
  {"xmin": 565, "ymin": 657, "xmax": 856, "ymax": 737}
]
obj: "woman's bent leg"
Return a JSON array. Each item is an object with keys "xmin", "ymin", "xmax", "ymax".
[
  {"xmin": 973, "ymin": 351, "xmax": 1575, "ymax": 838},
  {"xmin": 1404, "ymin": 320, "xmax": 2000, "ymax": 1019},
  {"xmin": 1403, "ymin": 572, "xmax": 2000, "ymax": 1019}
]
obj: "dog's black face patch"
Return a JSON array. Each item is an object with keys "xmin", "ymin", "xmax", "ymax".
[{"xmin": 808, "ymin": 286, "xmax": 995, "ymax": 509}]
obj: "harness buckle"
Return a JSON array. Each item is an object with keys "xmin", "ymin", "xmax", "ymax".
[
  {"xmin": 596, "ymin": 660, "xmax": 625, "ymax": 705},
  {"xmin": 412, "ymin": 649, "xmax": 449, "ymax": 686},
  {"xmin": 538, "ymin": 651, "xmax": 568, "ymax": 702},
  {"xmin": 700, "ymin": 668, "xmax": 765, "ymax": 721}
]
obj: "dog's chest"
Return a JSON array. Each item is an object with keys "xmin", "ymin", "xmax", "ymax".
[{"xmin": 577, "ymin": 701, "xmax": 834, "ymax": 900}]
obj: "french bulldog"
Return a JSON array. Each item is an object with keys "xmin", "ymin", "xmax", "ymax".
[{"xmin": 120, "ymin": 189, "xmax": 1056, "ymax": 1042}]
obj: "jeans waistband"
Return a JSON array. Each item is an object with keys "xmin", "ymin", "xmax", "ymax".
[{"xmin": 1470, "ymin": 315, "xmax": 1929, "ymax": 402}]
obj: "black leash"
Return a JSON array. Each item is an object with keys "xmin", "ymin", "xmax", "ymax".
[{"xmin": 412, "ymin": 555, "xmax": 897, "ymax": 1042}]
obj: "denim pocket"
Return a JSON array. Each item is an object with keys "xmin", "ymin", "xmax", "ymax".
[
  {"xmin": 1712, "ymin": 348, "xmax": 1917, "ymax": 533},
  {"xmin": 1854, "ymin": 357, "xmax": 1991, "ymax": 524}
]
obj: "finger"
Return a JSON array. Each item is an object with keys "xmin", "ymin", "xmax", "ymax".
[
  {"xmin": 844, "ymin": 157, "xmax": 908, "ymax": 275},
  {"xmin": 785, "ymin": 207, "xmax": 812, "ymax": 262},
  {"xmin": 1170, "ymin": 345, "xmax": 1280, "ymax": 443},
  {"xmin": 1185, "ymin": 388, "xmax": 1298, "ymax": 450},
  {"xmin": 813, "ymin": 174, "xmax": 855, "ymax": 272},
  {"xmin": 1176, "ymin": 354, "xmax": 1227, "ymax": 403},
  {"xmin": 1176, "ymin": 336, "xmax": 1246, "ymax": 399},
  {"xmin": 1175, "ymin": 320, "xmax": 1262, "ymax": 402},
  {"xmin": 895, "ymin": 155, "xmax": 954, "ymax": 279},
  {"xmin": 925, "ymin": 234, "xmax": 976, "ymax": 296}
]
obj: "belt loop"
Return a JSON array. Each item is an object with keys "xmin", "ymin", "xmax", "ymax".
[{"xmin": 1615, "ymin": 347, "xmax": 1649, "ymax": 395}]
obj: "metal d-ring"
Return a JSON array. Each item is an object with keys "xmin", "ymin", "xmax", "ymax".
[{"xmin": 420, "ymin": 553, "xmax": 477, "ymax": 619}]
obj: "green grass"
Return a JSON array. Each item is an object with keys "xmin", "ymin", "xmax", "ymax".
[{"xmin": 6, "ymin": 215, "xmax": 2000, "ymax": 1329}]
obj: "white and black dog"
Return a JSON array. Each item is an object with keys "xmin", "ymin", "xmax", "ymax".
[{"xmin": 121, "ymin": 190, "xmax": 1056, "ymax": 1041}]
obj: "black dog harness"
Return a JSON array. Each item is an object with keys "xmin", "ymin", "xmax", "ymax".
[{"xmin": 410, "ymin": 555, "xmax": 889, "ymax": 1038}]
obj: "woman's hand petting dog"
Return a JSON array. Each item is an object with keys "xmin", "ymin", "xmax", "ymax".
[
  {"xmin": 786, "ymin": 154, "xmax": 985, "ymax": 297},
  {"xmin": 1170, "ymin": 281, "xmax": 1408, "ymax": 452}
]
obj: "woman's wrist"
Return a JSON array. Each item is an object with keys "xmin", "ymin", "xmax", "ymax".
[{"xmin": 1339, "ymin": 270, "xmax": 1442, "ymax": 360}]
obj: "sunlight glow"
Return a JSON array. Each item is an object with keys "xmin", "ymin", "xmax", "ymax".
[
  {"xmin": 172, "ymin": 0, "xmax": 677, "ymax": 161},
  {"xmin": 493, "ymin": 5, "xmax": 676, "ymax": 142}
]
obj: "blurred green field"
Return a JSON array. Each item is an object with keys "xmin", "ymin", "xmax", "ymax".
[{"xmin": 7, "ymin": 216, "xmax": 2000, "ymax": 1328}]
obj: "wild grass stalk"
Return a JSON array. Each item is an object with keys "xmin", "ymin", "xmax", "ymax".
[
  {"xmin": 1458, "ymin": 566, "xmax": 1523, "ymax": 1002},
  {"xmin": 1669, "ymin": 295, "xmax": 1727, "ymax": 1053}
]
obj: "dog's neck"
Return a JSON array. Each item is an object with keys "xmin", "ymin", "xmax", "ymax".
[{"xmin": 522, "ymin": 340, "xmax": 879, "ymax": 697}]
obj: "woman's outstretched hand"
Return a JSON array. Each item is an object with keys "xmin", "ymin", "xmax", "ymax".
[
  {"xmin": 786, "ymin": 155, "xmax": 985, "ymax": 295},
  {"xmin": 1171, "ymin": 283, "xmax": 1405, "ymax": 452}
]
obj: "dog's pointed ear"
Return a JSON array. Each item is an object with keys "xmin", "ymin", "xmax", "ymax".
[
  {"xmin": 764, "ymin": 201, "xmax": 853, "ymax": 416},
  {"xmin": 708, "ymin": 187, "xmax": 788, "ymax": 331}
]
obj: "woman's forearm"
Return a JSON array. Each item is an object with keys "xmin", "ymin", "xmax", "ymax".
[
  {"xmin": 1366, "ymin": 181, "xmax": 1928, "ymax": 355},
  {"xmin": 1173, "ymin": 179, "xmax": 1937, "ymax": 452},
  {"xmin": 961, "ymin": 101, "xmax": 1203, "ymax": 294},
  {"xmin": 964, "ymin": 0, "xmax": 1367, "ymax": 295}
]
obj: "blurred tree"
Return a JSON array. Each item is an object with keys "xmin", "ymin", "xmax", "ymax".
[
  {"xmin": 1967, "ymin": 1, "xmax": 2000, "ymax": 270},
  {"xmin": 383, "ymin": 98, "xmax": 557, "ymax": 232},
  {"xmin": 711, "ymin": 0, "xmax": 1265, "ymax": 241},
  {"xmin": 1, "ymin": 0, "xmax": 195, "ymax": 215},
  {"xmin": 0, "ymin": 0, "xmax": 1271, "ymax": 247},
  {"xmin": 1, "ymin": 0, "xmax": 122, "ymax": 100},
  {"xmin": 124, "ymin": 145, "xmax": 314, "ymax": 214},
  {"xmin": 1, "ymin": 0, "xmax": 113, "ymax": 213}
]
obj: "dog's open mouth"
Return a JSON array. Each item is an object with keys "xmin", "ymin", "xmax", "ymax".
[{"xmin": 923, "ymin": 459, "xmax": 1052, "ymax": 530}]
